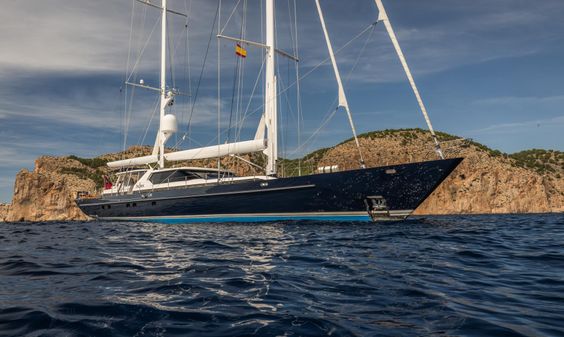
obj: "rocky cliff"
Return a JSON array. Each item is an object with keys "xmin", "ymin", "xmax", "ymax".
[
  {"xmin": 1, "ymin": 129, "xmax": 562, "ymax": 222},
  {"xmin": 0, "ymin": 204, "xmax": 9, "ymax": 222},
  {"xmin": 3, "ymin": 157, "xmax": 96, "ymax": 222}
]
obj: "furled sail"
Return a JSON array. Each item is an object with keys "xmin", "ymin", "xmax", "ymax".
[
  {"xmin": 106, "ymin": 139, "xmax": 267, "ymax": 168},
  {"xmin": 107, "ymin": 155, "xmax": 158, "ymax": 168},
  {"xmin": 165, "ymin": 139, "xmax": 267, "ymax": 162}
]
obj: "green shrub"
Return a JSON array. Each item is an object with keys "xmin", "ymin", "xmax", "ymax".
[
  {"xmin": 68, "ymin": 155, "xmax": 108, "ymax": 168},
  {"xmin": 60, "ymin": 167, "xmax": 104, "ymax": 188}
]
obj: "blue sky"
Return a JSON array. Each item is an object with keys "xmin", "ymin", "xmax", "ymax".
[{"xmin": 1, "ymin": 0, "xmax": 563, "ymax": 202}]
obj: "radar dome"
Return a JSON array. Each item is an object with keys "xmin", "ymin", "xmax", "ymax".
[{"xmin": 161, "ymin": 114, "xmax": 177, "ymax": 134}]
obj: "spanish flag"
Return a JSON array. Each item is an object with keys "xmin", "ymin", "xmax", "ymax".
[{"xmin": 235, "ymin": 43, "xmax": 247, "ymax": 58}]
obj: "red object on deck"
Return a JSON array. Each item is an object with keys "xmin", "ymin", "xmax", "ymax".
[{"xmin": 103, "ymin": 176, "xmax": 113, "ymax": 190}]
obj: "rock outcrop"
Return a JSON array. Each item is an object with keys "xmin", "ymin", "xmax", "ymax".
[
  {"xmin": 3, "ymin": 157, "xmax": 96, "ymax": 222},
  {"xmin": 0, "ymin": 203, "xmax": 9, "ymax": 222},
  {"xmin": 1, "ymin": 129, "xmax": 562, "ymax": 222}
]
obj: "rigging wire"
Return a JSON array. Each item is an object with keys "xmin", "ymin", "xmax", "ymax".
[
  {"xmin": 123, "ymin": 0, "xmax": 137, "ymax": 154},
  {"xmin": 124, "ymin": 9, "xmax": 157, "ymax": 154},
  {"xmin": 125, "ymin": 15, "xmax": 160, "ymax": 84},
  {"xmin": 173, "ymin": 1, "xmax": 220, "ymax": 149},
  {"xmin": 124, "ymin": 2, "xmax": 151, "ymax": 156},
  {"xmin": 217, "ymin": 0, "xmax": 222, "ymax": 175},
  {"xmin": 226, "ymin": 1, "xmax": 245, "ymax": 145},
  {"xmin": 168, "ymin": 14, "xmax": 175, "ymax": 90},
  {"xmin": 288, "ymin": 25, "xmax": 377, "ymax": 159},
  {"xmin": 292, "ymin": 97, "xmax": 340, "ymax": 156},
  {"xmin": 281, "ymin": 22, "xmax": 376, "ymax": 98},
  {"xmin": 227, "ymin": 51, "xmax": 240, "ymax": 144},
  {"xmin": 237, "ymin": 22, "xmax": 376, "ymax": 129},
  {"xmin": 179, "ymin": 0, "xmax": 193, "ymax": 138},
  {"xmin": 138, "ymin": 95, "xmax": 161, "ymax": 145},
  {"xmin": 220, "ymin": 0, "xmax": 242, "ymax": 35},
  {"xmin": 345, "ymin": 25, "xmax": 376, "ymax": 84},
  {"xmin": 235, "ymin": 58, "xmax": 265, "ymax": 142},
  {"xmin": 236, "ymin": 0, "xmax": 248, "ymax": 143},
  {"xmin": 291, "ymin": 0, "xmax": 303, "ymax": 175}
]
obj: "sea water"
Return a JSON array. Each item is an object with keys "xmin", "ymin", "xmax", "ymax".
[{"xmin": 0, "ymin": 214, "xmax": 563, "ymax": 336}]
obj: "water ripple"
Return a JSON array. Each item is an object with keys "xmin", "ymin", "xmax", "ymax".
[{"xmin": 0, "ymin": 214, "xmax": 563, "ymax": 336}]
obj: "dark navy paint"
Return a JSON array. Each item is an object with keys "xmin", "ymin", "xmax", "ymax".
[{"xmin": 77, "ymin": 158, "xmax": 463, "ymax": 220}]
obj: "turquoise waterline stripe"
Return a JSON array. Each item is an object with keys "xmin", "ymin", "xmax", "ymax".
[{"xmin": 118, "ymin": 214, "xmax": 372, "ymax": 223}]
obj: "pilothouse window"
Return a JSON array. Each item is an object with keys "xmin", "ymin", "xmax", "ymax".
[
  {"xmin": 116, "ymin": 170, "xmax": 147, "ymax": 188},
  {"xmin": 149, "ymin": 170, "xmax": 200, "ymax": 184},
  {"xmin": 148, "ymin": 169, "xmax": 237, "ymax": 184}
]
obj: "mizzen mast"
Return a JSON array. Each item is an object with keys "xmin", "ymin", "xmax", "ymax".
[{"xmin": 264, "ymin": 0, "xmax": 278, "ymax": 176}]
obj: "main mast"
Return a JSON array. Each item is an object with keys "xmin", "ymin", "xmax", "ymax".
[{"xmin": 264, "ymin": 0, "xmax": 278, "ymax": 176}]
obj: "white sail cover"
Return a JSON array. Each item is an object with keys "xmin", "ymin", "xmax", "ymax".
[
  {"xmin": 107, "ymin": 139, "xmax": 267, "ymax": 168},
  {"xmin": 165, "ymin": 139, "xmax": 267, "ymax": 162},
  {"xmin": 107, "ymin": 155, "xmax": 158, "ymax": 168}
]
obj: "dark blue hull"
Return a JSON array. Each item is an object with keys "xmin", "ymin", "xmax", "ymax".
[{"xmin": 76, "ymin": 158, "xmax": 462, "ymax": 222}]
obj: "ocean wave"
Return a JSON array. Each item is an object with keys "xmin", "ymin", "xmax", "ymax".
[{"xmin": 0, "ymin": 214, "xmax": 563, "ymax": 336}]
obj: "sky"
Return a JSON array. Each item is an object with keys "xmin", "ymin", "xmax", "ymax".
[{"xmin": 0, "ymin": 0, "xmax": 563, "ymax": 202}]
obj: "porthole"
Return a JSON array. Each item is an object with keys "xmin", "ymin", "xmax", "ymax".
[{"xmin": 151, "ymin": 201, "xmax": 157, "ymax": 206}]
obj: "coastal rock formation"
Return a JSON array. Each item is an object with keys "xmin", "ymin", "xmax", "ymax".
[
  {"xmin": 0, "ymin": 204, "xmax": 9, "ymax": 222},
  {"xmin": 1, "ymin": 129, "xmax": 562, "ymax": 222},
  {"xmin": 3, "ymin": 157, "xmax": 96, "ymax": 222}
]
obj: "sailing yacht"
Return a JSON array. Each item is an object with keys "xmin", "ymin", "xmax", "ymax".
[{"xmin": 76, "ymin": 0, "xmax": 462, "ymax": 223}]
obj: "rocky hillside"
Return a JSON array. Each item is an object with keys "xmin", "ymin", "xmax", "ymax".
[{"xmin": 1, "ymin": 129, "xmax": 562, "ymax": 222}]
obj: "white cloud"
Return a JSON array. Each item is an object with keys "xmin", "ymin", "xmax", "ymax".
[{"xmin": 0, "ymin": 1, "xmax": 128, "ymax": 73}]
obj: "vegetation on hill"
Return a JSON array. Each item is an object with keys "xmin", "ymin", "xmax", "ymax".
[
  {"xmin": 67, "ymin": 155, "xmax": 108, "ymax": 169},
  {"xmin": 59, "ymin": 167, "xmax": 105, "ymax": 188},
  {"xmin": 510, "ymin": 149, "xmax": 564, "ymax": 177}
]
